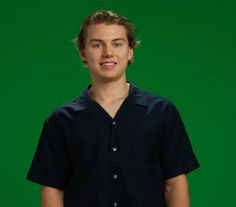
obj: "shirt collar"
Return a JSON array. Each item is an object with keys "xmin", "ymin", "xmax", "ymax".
[
  {"xmin": 129, "ymin": 82, "xmax": 148, "ymax": 107},
  {"xmin": 72, "ymin": 82, "xmax": 148, "ymax": 111}
]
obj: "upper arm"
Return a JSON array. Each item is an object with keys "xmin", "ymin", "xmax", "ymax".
[
  {"xmin": 164, "ymin": 174, "xmax": 190, "ymax": 207},
  {"xmin": 161, "ymin": 103, "xmax": 199, "ymax": 179},
  {"xmin": 165, "ymin": 174, "xmax": 188, "ymax": 189},
  {"xmin": 41, "ymin": 186, "xmax": 64, "ymax": 207}
]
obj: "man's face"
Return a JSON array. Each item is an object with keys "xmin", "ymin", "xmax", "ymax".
[{"xmin": 80, "ymin": 23, "xmax": 133, "ymax": 82}]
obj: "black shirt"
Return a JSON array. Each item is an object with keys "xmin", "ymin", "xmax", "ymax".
[{"xmin": 27, "ymin": 82, "xmax": 199, "ymax": 207}]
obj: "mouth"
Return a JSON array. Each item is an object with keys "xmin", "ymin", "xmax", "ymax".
[{"xmin": 100, "ymin": 61, "xmax": 117, "ymax": 68}]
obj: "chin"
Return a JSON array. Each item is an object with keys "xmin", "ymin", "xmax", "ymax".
[{"xmin": 98, "ymin": 75, "xmax": 124, "ymax": 83}]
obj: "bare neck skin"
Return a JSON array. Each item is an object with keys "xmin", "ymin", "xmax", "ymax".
[{"xmin": 89, "ymin": 77, "xmax": 129, "ymax": 105}]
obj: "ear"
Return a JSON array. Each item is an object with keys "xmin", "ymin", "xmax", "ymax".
[
  {"xmin": 128, "ymin": 47, "xmax": 133, "ymax": 61},
  {"xmin": 79, "ymin": 49, "xmax": 87, "ymax": 62}
]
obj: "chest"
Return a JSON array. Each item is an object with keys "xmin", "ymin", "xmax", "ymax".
[
  {"xmin": 66, "ymin": 104, "xmax": 164, "ymax": 164},
  {"xmin": 95, "ymin": 98, "xmax": 126, "ymax": 119}
]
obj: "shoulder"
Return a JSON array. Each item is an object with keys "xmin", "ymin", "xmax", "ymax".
[
  {"xmin": 137, "ymin": 87, "xmax": 186, "ymax": 129},
  {"xmin": 135, "ymin": 85, "xmax": 179, "ymax": 115},
  {"xmin": 45, "ymin": 95, "xmax": 86, "ymax": 124}
]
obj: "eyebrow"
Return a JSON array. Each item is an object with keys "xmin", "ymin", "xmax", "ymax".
[{"xmin": 89, "ymin": 38, "xmax": 127, "ymax": 43}]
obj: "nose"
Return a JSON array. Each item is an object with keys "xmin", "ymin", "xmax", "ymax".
[{"xmin": 102, "ymin": 45, "xmax": 113, "ymax": 58}]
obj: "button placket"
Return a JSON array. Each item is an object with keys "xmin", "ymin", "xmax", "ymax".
[
  {"xmin": 111, "ymin": 120, "xmax": 117, "ymax": 152},
  {"xmin": 110, "ymin": 119, "xmax": 119, "ymax": 207}
]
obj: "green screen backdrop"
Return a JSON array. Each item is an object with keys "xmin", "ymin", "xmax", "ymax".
[{"xmin": 0, "ymin": 0, "xmax": 235, "ymax": 206}]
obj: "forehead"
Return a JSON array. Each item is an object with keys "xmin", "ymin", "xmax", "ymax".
[{"xmin": 85, "ymin": 23, "xmax": 128, "ymax": 41}]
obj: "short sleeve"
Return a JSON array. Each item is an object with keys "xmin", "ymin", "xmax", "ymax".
[
  {"xmin": 160, "ymin": 103, "xmax": 200, "ymax": 180},
  {"xmin": 26, "ymin": 115, "xmax": 71, "ymax": 190}
]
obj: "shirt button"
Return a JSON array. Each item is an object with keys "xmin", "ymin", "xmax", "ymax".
[
  {"xmin": 112, "ymin": 121, "xmax": 116, "ymax": 125},
  {"xmin": 113, "ymin": 174, "xmax": 118, "ymax": 179},
  {"xmin": 112, "ymin": 147, "xmax": 117, "ymax": 152},
  {"xmin": 113, "ymin": 202, "xmax": 118, "ymax": 207}
]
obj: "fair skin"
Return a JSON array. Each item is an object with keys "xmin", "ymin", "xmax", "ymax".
[
  {"xmin": 41, "ymin": 23, "xmax": 190, "ymax": 207},
  {"xmin": 165, "ymin": 174, "xmax": 190, "ymax": 207},
  {"xmin": 41, "ymin": 186, "xmax": 63, "ymax": 207},
  {"xmin": 80, "ymin": 23, "xmax": 133, "ymax": 118}
]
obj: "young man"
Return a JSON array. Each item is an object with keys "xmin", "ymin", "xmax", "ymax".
[{"xmin": 27, "ymin": 10, "xmax": 199, "ymax": 207}]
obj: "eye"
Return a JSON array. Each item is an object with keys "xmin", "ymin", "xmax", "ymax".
[
  {"xmin": 113, "ymin": 42, "xmax": 123, "ymax": 47},
  {"xmin": 92, "ymin": 43, "xmax": 102, "ymax": 48}
]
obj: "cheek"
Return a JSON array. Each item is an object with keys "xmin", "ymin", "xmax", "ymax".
[
  {"xmin": 118, "ymin": 49, "xmax": 130, "ymax": 59},
  {"xmin": 90, "ymin": 49, "xmax": 102, "ymax": 58},
  {"xmin": 122, "ymin": 48, "xmax": 132, "ymax": 58},
  {"xmin": 85, "ymin": 52, "xmax": 99, "ymax": 64}
]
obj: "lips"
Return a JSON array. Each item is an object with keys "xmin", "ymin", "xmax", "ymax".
[{"xmin": 100, "ymin": 61, "xmax": 117, "ymax": 69}]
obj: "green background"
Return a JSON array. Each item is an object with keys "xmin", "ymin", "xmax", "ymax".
[{"xmin": 0, "ymin": 0, "xmax": 235, "ymax": 206}]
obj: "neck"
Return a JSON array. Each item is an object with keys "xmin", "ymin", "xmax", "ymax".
[{"xmin": 89, "ymin": 79, "xmax": 129, "ymax": 103}]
